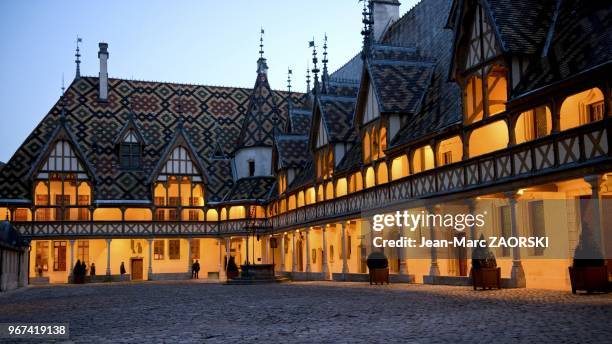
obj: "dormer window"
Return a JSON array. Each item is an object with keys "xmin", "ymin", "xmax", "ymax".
[
  {"xmin": 464, "ymin": 64, "xmax": 508, "ymax": 124},
  {"xmin": 362, "ymin": 121, "xmax": 387, "ymax": 164},
  {"xmin": 120, "ymin": 130, "xmax": 141, "ymax": 170},
  {"xmin": 248, "ymin": 160, "xmax": 255, "ymax": 177}
]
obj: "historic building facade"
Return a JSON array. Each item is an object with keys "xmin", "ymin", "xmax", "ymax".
[{"xmin": 0, "ymin": 0, "xmax": 610, "ymax": 290}]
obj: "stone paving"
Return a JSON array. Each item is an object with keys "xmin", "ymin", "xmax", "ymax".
[{"xmin": 1, "ymin": 281, "xmax": 611, "ymax": 343}]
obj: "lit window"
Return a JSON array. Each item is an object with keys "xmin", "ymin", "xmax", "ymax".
[{"xmin": 560, "ymin": 88, "xmax": 605, "ymax": 131}]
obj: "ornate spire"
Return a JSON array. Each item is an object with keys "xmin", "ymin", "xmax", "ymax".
[
  {"xmin": 309, "ymin": 39, "xmax": 320, "ymax": 94},
  {"xmin": 360, "ymin": 0, "xmax": 374, "ymax": 60},
  {"xmin": 322, "ymin": 34, "xmax": 329, "ymax": 94},
  {"xmin": 60, "ymin": 74, "xmax": 67, "ymax": 124},
  {"xmin": 306, "ymin": 62, "xmax": 311, "ymax": 94},
  {"xmin": 75, "ymin": 36, "xmax": 82, "ymax": 79},
  {"xmin": 287, "ymin": 67, "xmax": 293, "ymax": 111},
  {"xmin": 257, "ymin": 27, "xmax": 268, "ymax": 74}
]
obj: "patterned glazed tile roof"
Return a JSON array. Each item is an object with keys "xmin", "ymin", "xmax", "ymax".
[
  {"xmin": 274, "ymin": 135, "xmax": 310, "ymax": 169},
  {"xmin": 287, "ymin": 108, "xmax": 312, "ymax": 135},
  {"xmin": 513, "ymin": 1, "xmax": 612, "ymax": 96},
  {"xmin": 335, "ymin": 142, "xmax": 362, "ymax": 176},
  {"xmin": 286, "ymin": 159, "xmax": 315, "ymax": 193},
  {"xmin": 383, "ymin": 0, "xmax": 462, "ymax": 148},
  {"xmin": 0, "ymin": 77, "xmax": 302, "ymax": 202},
  {"xmin": 368, "ymin": 54, "xmax": 434, "ymax": 114},
  {"xmin": 326, "ymin": 79, "xmax": 360, "ymax": 98},
  {"xmin": 485, "ymin": 0, "xmax": 557, "ymax": 55},
  {"xmin": 237, "ymin": 70, "xmax": 282, "ymax": 149},
  {"xmin": 317, "ymin": 95, "xmax": 358, "ymax": 143},
  {"xmin": 223, "ymin": 176, "xmax": 277, "ymax": 202}
]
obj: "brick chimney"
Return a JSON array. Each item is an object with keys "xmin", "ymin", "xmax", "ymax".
[{"xmin": 98, "ymin": 42, "xmax": 109, "ymax": 102}]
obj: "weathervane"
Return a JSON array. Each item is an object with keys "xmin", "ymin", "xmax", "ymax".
[
  {"xmin": 75, "ymin": 36, "xmax": 82, "ymax": 79},
  {"xmin": 309, "ymin": 39, "xmax": 320, "ymax": 93},
  {"xmin": 259, "ymin": 27, "xmax": 265, "ymax": 58}
]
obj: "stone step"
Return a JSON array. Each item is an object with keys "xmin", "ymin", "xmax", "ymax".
[{"xmin": 225, "ymin": 276, "xmax": 290, "ymax": 285}]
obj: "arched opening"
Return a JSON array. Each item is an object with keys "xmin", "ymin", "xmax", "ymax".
[
  {"xmin": 305, "ymin": 187, "xmax": 316, "ymax": 205},
  {"xmin": 376, "ymin": 162, "xmax": 388, "ymax": 184},
  {"xmin": 336, "ymin": 178, "xmax": 348, "ymax": 197},
  {"xmin": 317, "ymin": 185, "xmax": 324, "ymax": 202},
  {"xmin": 365, "ymin": 167, "xmax": 376, "ymax": 188},
  {"xmin": 125, "ymin": 208, "xmax": 152, "ymax": 221},
  {"xmin": 93, "ymin": 208, "xmax": 122, "ymax": 221},
  {"xmin": 560, "ymin": 88, "xmax": 605, "ymax": 131},
  {"xmin": 229, "ymin": 206, "xmax": 245, "ymax": 220},
  {"xmin": 469, "ymin": 120, "xmax": 509, "ymax": 157},
  {"xmin": 206, "ymin": 209, "xmax": 219, "ymax": 221},
  {"xmin": 515, "ymin": 106, "xmax": 552, "ymax": 144},
  {"xmin": 297, "ymin": 191, "xmax": 305, "ymax": 207},
  {"xmin": 288, "ymin": 195, "xmax": 296, "ymax": 210},
  {"xmin": 325, "ymin": 182, "xmax": 334, "ymax": 200},
  {"xmin": 412, "ymin": 145, "xmax": 434, "ymax": 173},
  {"xmin": 437, "ymin": 136, "xmax": 463, "ymax": 166}
]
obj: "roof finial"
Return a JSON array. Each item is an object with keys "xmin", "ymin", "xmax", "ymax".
[
  {"xmin": 259, "ymin": 27, "xmax": 264, "ymax": 58},
  {"xmin": 322, "ymin": 33, "xmax": 329, "ymax": 94},
  {"xmin": 75, "ymin": 36, "xmax": 82, "ymax": 79},
  {"xmin": 257, "ymin": 27, "xmax": 268, "ymax": 74},
  {"xmin": 309, "ymin": 39, "xmax": 320, "ymax": 95},
  {"xmin": 60, "ymin": 74, "xmax": 67, "ymax": 123},
  {"xmin": 360, "ymin": 0, "xmax": 374, "ymax": 60},
  {"xmin": 306, "ymin": 62, "xmax": 311, "ymax": 94},
  {"xmin": 287, "ymin": 67, "xmax": 293, "ymax": 111}
]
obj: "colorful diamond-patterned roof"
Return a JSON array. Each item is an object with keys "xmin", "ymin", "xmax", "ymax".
[
  {"xmin": 222, "ymin": 176, "xmax": 277, "ymax": 202},
  {"xmin": 274, "ymin": 135, "xmax": 310, "ymax": 169},
  {"xmin": 0, "ymin": 77, "xmax": 302, "ymax": 202},
  {"xmin": 237, "ymin": 70, "xmax": 281, "ymax": 149}
]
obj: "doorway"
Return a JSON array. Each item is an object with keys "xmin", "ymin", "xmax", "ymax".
[{"xmin": 131, "ymin": 258, "xmax": 143, "ymax": 281}]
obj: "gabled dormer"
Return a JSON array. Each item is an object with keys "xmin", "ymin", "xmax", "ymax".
[
  {"xmin": 27, "ymin": 116, "xmax": 97, "ymax": 221},
  {"xmin": 309, "ymin": 94, "xmax": 357, "ymax": 182},
  {"xmin": 148, "ymin": 121, "xmax": 207, "ymax": 219},
  {"xmin": 113, "ymin": 110, "xmax": 146, "ymax": 170},
  {"xmin": 355, "ymin": 45, "xmax": 435, "ymax": 164}
]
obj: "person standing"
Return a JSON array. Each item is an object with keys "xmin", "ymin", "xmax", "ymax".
[
  {"xmin": 192, "ymin": 260, "xmax": 200, "ymax": 279},
  {"xmin": 90, "ymin": 262, "xmax": 96, "ymax": 276}
]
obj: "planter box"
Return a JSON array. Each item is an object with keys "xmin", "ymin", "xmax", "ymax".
[
  {"xmin": 569, "ymin": 266, "xmax": 609, "ymax": 294},
  {"xmin": 472, "ymin": 267, "xmax": 501, "ymax": 290},
  {"xmin": 369, "ymin": 268, "xmax": 389, "ymax": 285}
]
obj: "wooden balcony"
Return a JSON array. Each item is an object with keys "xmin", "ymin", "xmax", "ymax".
[{"xmin": 13, "ymin": 119, "xmax": 610, "ymax": 238}]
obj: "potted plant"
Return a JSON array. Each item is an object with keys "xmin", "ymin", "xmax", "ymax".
[
  {"xmin": 569, "ymin": 225, "xmax": 609, "ymax": 294},
  {"xmin": 226, "ymin": 256, "xmax": 239, "ymax": 279},
  {"xmin": 73, "ymin": 259, "xmax": 85, "ymax": 284},
  {"xmin": 367, "ymin": 251, "xmax": 389, "ymax": 285},
  {"xmin": 471, "ymin": 234, "xmax": 501, "ymax": 290}
]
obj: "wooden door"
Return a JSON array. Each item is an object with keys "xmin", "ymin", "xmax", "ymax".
[{"xmin": 131, "ymin": 258, "xmax": 143, "ymax": 281}]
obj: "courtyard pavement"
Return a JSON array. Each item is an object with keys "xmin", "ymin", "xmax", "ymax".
[{"xmin": 0, "ymin": 280, "xmax": 611, "ymax": 343}]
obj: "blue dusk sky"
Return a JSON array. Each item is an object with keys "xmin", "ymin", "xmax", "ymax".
[{"xmin": 0, "ymin": 0, "xmax": 418, "ymax": 162}]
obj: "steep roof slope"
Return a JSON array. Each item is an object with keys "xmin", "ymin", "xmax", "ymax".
[{"xmin": 0, "ymin": 77, "xmax": 302, "ymax": 202}]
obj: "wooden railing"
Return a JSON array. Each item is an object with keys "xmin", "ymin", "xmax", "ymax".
[{"xmin": 14, "ymin": 119, "xmax": 610, "ymax": 238}]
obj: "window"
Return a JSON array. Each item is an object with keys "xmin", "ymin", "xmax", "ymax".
[
  {"xmin": 190, "ymin": 239, "xmax": 200, "ymax": 260},
  {"xmin": 442, "ymin": 151, "xmax": 453, "ymax": 165},
  {"xmin": 36, "ymin": 241, "xmax": 49, "ymax": 272},
  {"xmin": 528, "ymin": 201, "xmax": 546, "ymax": 256},
  {"xmin": 77, "ymin": 240, "xmax": 89, "ymax": 265},
  {"xmin": 55, "ymin": 195, "xmax": 71, "ymax": 221},
  {"xmin": 14, "ymin": 209, "xmax": 29, "ymax": 222},
  {"xmin": 498, "ymin": 206, "xmax": 511, "ymax": 257},
  {"xmin": 77, "ymin": 195, "xmax": 89, "ymax": 221},
  {"xmin": 120, "ymin": 143, "xmax": 140, "ymax": 169},
  {"xmin": 560, "ymin": 88, "xmax": 605, "ymax": 131},
  {"xmin": 315, "ymin": 146, "xmax": 334, "ymax": 181},
  {"xmin": 515, "ymin": 106, "xmax": 552, "ymax": 144},
  {"xmin": 248, "ymin": 160, "xmax": 255, "ymax": 177},
  {"xmin": 169, "ymin": 239, "xmax": 180, "ymax": 260},
  {"xmin": 362, "ymin": 122, "xmax": 387, "ymax": 163},
  {"xmin": 154, "ymin": 240, "xmax": 165, "ymax": 260},
  {"xmin": 53, "ymin": 241, "xmax": 67, "ymax": 271},
  {"xmin": 463, "ymin": 65, "xmax": 508, "ymax": 124}
]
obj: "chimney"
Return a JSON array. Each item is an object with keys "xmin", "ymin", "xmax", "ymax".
[
  {"xmin": 98, "ymin": 42, "xmax": 109, "ymax": 102},
  {"xmin": 372, "ymin": 0, "xmax": 400, "ymax": 41}
]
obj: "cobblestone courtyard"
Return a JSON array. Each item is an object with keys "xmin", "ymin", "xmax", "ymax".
[{"xmin": 1, "ymin": 281, "xmax": 611, "ymax": 343}]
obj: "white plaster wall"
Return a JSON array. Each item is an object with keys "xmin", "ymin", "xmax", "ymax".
[{"xmin": 233, "ymin": 147, "xmax": 273, "ymax": 179}]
